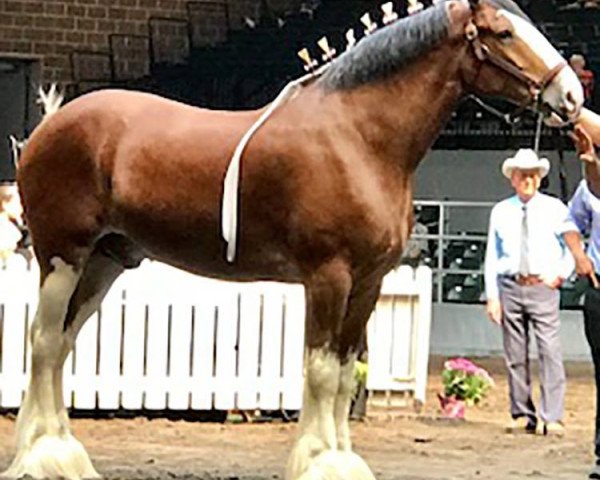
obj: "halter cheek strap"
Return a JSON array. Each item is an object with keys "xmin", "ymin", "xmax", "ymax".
[
  {"xmin": 538, "ymin": 60, "xmax": 568, "ymax": 90},
  {"xmin": 464, "ymin": 20, "xmax": 568, "ymax": 101},
  {"xmin": 465, "ymin": 19, "xmax": 567, "ymax": 123}
]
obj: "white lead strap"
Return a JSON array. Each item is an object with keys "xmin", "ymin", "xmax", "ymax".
[
  {"xmin": 221, "ymin": 70, "xmax": 322, "ymax": 262},
  {"xmin": 534, "ymin": 112, "xmax": 543, "ymax": 154}
]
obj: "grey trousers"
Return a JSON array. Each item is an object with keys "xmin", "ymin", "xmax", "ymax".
[{"xmin": 499, "ymin": 276, "xmax": 566, "ymax": 424}]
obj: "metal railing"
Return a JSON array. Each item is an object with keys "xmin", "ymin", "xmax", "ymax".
[
  {"xmin": 410, "ymin": 199, "xmax": 585, "ymax": 308},
  {"xmin": 411, "ymin": 200, "xmax": 493, "ymax": 303}
]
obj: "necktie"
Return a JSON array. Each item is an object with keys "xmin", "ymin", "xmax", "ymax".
[{"xmin": 519, "ymin": 204, "xmax": 529, "ymax": 276}]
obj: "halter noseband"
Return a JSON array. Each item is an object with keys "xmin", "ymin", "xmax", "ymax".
[{"xmin": 464, "ymin": 19, "xmax": 568, "ymax": 124}]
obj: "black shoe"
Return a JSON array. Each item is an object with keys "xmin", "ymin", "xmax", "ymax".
[{"xmin": 589, "ymin": 463, "xmax": 600, "ymax": 479}]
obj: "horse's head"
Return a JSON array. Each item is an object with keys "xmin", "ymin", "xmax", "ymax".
[{"xmin": 458, "ymin": 0, "xmax": 583, "ymax": 125}]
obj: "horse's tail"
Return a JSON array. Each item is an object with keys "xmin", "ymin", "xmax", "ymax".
[
  {"xmin": 8, "ymin": 135, "xmax": 25, "ymax": 166},
  {"xmin": 37, "ymin": 83, "xmax": 64, "ymax": 120}
]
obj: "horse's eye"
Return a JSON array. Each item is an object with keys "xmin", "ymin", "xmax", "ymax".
[{"xmin": 497, "ymin": 30, "xmax": 513, "ymax": 40}]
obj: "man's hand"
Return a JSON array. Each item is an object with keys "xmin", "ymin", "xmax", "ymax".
[
  {"xmin": 540, "ymin": 275, "xmax": 564, "ymax": 289},
  {"xmin": 574, "ymin": 253, "xmax": 600, "ymax": 288},
  {"xmin": 569, "ymin": 125, "xmax": 600, "ymax": 197},
  {"xmin": 569, "ymin": 125, "xmax": 599, "ymax": 164},
  {"xmin": 486, "ymin": 298, "xmax": 502, "ymax": 325}
]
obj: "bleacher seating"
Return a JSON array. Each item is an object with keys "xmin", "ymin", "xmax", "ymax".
[{"xmin": 64, "ymin": 0, "xmax": 599, "ymax": 149}]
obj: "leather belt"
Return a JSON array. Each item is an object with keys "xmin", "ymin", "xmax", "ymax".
[{"xmin": 511, "ymin": 274, "xmax": 543, "ymax": 286}]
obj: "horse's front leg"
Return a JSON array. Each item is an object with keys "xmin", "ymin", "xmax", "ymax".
[
  {"xmin": 334, "ymin": 280, "xmax": 383, "ymax": 454},
  {"xmin": 286, "ymin": 259, "xmax": 349, "ymax": 479},
  {"xmin": 334, "ymin": 356, "xmax": 357, "ymax": 451},
  {"xmin": 286, "ymin": 260, "xmax": 376, "ymax": 480}
]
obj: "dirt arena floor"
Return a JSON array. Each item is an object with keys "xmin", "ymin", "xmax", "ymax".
[{"xmin": 0, "ymin": 357, "xmax": 597, "ymax": 480}]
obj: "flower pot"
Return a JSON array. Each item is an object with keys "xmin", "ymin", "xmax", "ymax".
[{"xmin": 437, "ymin": 394, "xmax": 465, "ymax": 419}]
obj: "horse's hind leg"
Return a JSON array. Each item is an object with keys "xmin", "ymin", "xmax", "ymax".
[
  {"xmin": 3, "ymin": 239, "xmax": 129, "ymax": 480},
  {"xmin": 52, "ymin": 238, "xmax": 134, "ymax": 434},
  {"xmin": 2, "ymin": 254, "xmax": 92, "ymax": 480}
]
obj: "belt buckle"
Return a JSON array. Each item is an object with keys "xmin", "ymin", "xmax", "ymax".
[{"xmin": 516, "ymin": 274, "xmax": 539, "ymax": 286}]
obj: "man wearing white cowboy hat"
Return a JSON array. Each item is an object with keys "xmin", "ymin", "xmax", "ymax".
[
  {"xmin": 501, "ymin": 148, "xmax": 551, "ymax": 179},
  {"xmin": 485, "ymin": 148, "xmax": 574, "ymax": 437}
]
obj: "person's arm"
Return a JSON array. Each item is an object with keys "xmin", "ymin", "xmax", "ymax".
[
  {"xmin": 577, "ymin": 108, "xmax": 600, "ymax": 142},
  {"xmin": 549, "ymin": 203, "xmax": 575, "ymax": 287},
  {"xmin": 484, "ymin": 208, "xmax": 502, "ymax": 325},
  {"xmin": 561, "ymin": 183, "xmax": 599, "ymax": 286},
  {"xmin": 563, "ymin": 230, "xmax": 598, "ymax": 287},
  {"xmin": 570, "ymin": 123, "xmax": 600, "ymax": 197},
  {"xmin": 571, "ymin": 108, "xmax": 600, "ymax": 196}
]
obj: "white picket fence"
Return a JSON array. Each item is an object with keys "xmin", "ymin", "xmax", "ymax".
[{"xmin": 0, "ymin": 256, "xmax": 432, "ymax": 411}]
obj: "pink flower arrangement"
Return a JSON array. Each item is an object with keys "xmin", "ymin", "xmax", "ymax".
[
  {"xmin": 441, "ymin": 357, "xmax": 494, "ymax": 407},
  {"xmin": 444, "ymin": 358, "xmax": 481, "ymax": 374}
]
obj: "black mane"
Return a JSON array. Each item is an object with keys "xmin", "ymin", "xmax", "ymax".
[
  {"xmin": 318, "ymin": 2, "xmax": 450, "ymax": 91},
  {"xmin": 486, "ymin": 0, "xmax": 532, "ymax": 23},
  {"xmin": 317, "ymin": 0, "xmax": 533, "ymax": 91}
]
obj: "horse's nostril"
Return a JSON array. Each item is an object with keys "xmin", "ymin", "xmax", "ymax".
[{"xmin": 562, "ymin": 92, "xmax": 577, "ymax": 114}]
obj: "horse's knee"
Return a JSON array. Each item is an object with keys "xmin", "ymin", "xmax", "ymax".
[
  {"xmin": 30, "ymin": 335, "xmax": 61, "ymax": 365},
  {"xmin": 305, "ymin": 348, "xmax": 341, "ymax": 397}
]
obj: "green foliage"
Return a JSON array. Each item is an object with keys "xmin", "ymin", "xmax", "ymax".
[
  {"xmin": 442, "ymin": 363, "xmax": 493, "ymax": 406},
  {"xmin": 354, "ymin": 360, "xmax": 368, "ymax": 387}
]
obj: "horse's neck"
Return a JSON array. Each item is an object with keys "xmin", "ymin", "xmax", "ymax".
[{"xmin": 326, "ymin": 41, "xmax": 467, "ymax": 174}]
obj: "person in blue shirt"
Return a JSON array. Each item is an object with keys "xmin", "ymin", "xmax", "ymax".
[
  {"xmin": 485, "ymin": 148, "xmax": 574, "ymax": 437},
  {"xmin": 563, "ymin": 112, "xmax": 600, "ymax": 479}
]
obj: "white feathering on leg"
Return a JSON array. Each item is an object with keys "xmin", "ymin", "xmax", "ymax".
[{"xmin": 3, "ymin": 258, "xmax": 99, "ymax": 480}]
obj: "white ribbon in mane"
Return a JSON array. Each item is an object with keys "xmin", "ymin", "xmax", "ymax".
[{"xmin": 221, "ymin": 71, "xmax": 321, "ymax": 262}]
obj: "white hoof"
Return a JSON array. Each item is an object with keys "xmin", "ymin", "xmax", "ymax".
[
  {"xmin": 292, "ymin": 449, "xmax": 376, "ymax": 480},
  {"xmin": 286, "ymin": 433, "xmax": 327, "ymax": 480},
  {"xmin": 1, "ymin": 433, "xmax": 99, "ymax": 480}
]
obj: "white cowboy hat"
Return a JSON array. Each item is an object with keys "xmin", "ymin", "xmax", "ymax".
[{"xmin": 502, "ymin": 148, "xmax": 550, "ymax": 179}]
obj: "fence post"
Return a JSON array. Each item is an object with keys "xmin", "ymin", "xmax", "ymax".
[{"xmin": 413, "ymin": 266, "xmax": 433, "ymax": 406}]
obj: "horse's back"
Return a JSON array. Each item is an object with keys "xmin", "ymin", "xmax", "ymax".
[
  {"xmin": 18, "ymin": 88, "xmax": 264, "ymax": 207},
  {"xmin": 16, "ymin": 89, "xmax": 264, "ymax": 269},
  {"xmin": 24, "ymin": 89, "xmax": 262, "ymax": 153}
]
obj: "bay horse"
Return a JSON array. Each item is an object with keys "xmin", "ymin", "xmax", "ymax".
[{"xmin": 2, "ymin": 0, "xmax": 583, "ymax": 479}]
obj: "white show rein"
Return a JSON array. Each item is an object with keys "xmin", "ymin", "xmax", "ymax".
[{"xmin": 221, "ymin": 70, "xmax": 323, "ymax": 262}]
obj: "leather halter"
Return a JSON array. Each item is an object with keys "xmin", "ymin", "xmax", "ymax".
[{"xmin": 464, "ymin": 19, "xmax": 568, "ymax": 123}]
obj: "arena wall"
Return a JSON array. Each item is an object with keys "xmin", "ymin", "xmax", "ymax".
[
  {"xmin": 430, "ymin": 304, "xmax": 589, "ymax": 362},
  {"xmin": 0, "ymin": 0, "xmax": 299, "ymax": 82},
  {"xmin": 414, "ymin": 149, "xmax": 583, "ymax": 234},
  {"xmin": 0, "ymin": 0, "xmax": 302, "ymax": 175}
]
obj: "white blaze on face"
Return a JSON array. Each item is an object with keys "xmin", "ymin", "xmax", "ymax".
[{"xmin": 500, "ymin": 10, "xmax": 584, "ymax": 121}]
